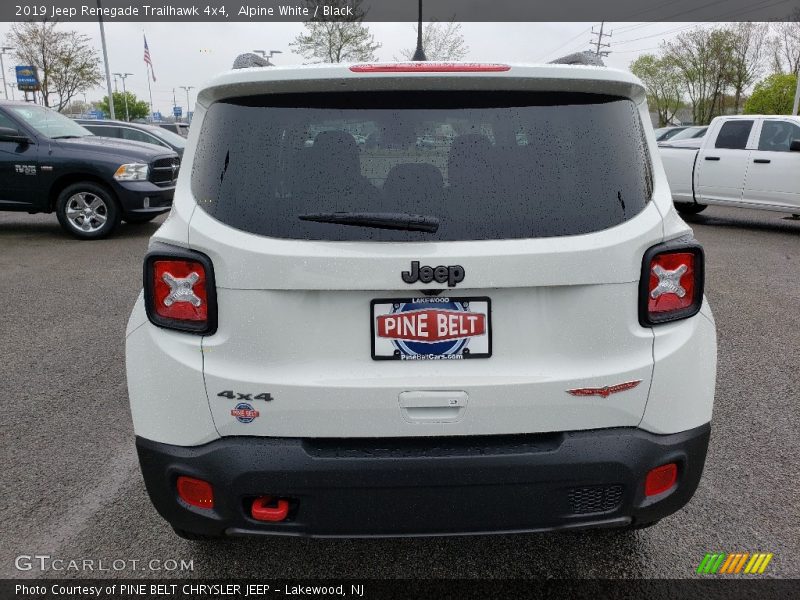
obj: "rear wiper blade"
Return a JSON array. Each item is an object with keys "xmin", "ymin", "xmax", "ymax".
[{"xmin": 298, "ymin": 212, "xmax": 439, "ymax": 233}]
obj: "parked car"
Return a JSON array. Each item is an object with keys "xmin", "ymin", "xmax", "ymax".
[
  {"xmin": 126, "ymin": 62, "xmax": 716, "ymax": 540},
  {"xmin": 660, "ymin": 115, "xmax": 800, "ymax": 216},
  {"xmin": 662, "ymin": 125, "xmax": 708, "ymax": 143},
  {"xmin": 0, "ymin": 101, "xmax": 179, "ymax": 239},
  {"xmin": 159, "ymin": 122, "xmax": 190, "ymax": 137},
  {"xmin": 76, "ymin": 119, "xmax": 186, "ymax": 157},
  {"xmin": 654, "ymin": 126, "xmax": 690, "ymax": 141}
]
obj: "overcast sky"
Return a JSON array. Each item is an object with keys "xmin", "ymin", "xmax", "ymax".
[{"xmin": 0, "ymin": 21, "xmax": 707, "ymax": 113}]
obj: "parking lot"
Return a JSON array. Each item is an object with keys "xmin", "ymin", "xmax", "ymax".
[{"xmin": 0, "ymin": 206, "xmax": 798, "ymax": 579}]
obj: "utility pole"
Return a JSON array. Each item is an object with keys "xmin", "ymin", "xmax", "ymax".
[
  {"xmin": 590, "ymin": 22, "xmax": 612, "ymax": 57},
  {"xmin": 6, "ymin": 82, "xmax": 15, "ymax": 100},
  {"xmin": 252, "ymin": 49, "xmax": 282, "ymax": 66},
  {"xmin": 113, "ymin": 72, "xmax": 132, "ymax": 121},
  {"xmin": 180, "ymin": 86, "xmax": 194, "ymax": 121},
  {"xmin": 0, "ymin": 46, "xmax": 14, "ymax": 100},
  {"xmin": 793, "ymin": 73, "xmax": 800, "ymax": 116},
  {"xmin": 97, "ymin": 0, "xmax": 115, "ymax": 119}
]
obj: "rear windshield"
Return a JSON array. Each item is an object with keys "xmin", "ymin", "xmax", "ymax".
[{"xmin": 192, "ymin": 91, "xmax": 652, "ymax": 241}]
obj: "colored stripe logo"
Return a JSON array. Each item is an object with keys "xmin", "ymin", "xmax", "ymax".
[{"xmin": 696, "ymin": 552, "xmax": 773, "ymax": 574}]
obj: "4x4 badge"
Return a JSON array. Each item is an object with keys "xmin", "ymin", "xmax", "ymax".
[{"xmin": 402, "ymin": 261, "xmax": 465, "ymax": 288}]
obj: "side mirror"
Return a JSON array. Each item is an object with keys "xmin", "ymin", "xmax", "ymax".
[
  {"xmin": 0, "ymin": 127, "xmax": 30, "ymax": 145},
  {"xmin": 790, "ymin": 140, "xmax": 800, "ymax": 152}
]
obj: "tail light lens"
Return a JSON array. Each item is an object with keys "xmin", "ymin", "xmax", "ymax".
[
  {"xmin": 639, "ymin": 239, "xmax": 704, "ymax": 326},
  {"xmin": 144, "ymin": 245, "xmax": 217, "ymax": 334}
]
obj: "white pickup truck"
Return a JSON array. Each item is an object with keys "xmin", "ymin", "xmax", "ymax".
[{"xmin": 660, "ymin": 115, "xmax": 800, "ymax": 216}]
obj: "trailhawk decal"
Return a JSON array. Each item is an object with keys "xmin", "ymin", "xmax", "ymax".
[
  {"xmin": 566, "ymin": 380, "xmax": 642, "ymax": 398},
  {"xmin": 371, "ymin": 297, "xmax": 491, "ymax": 360}
]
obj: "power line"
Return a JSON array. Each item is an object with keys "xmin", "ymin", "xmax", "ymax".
[
  {"xmin": 536, "ymin": 25, "xmax": 593, "ymax": 62},
  {"xmin": 612, "ymin": 0, "xmax": 794, "ymax": 47}
]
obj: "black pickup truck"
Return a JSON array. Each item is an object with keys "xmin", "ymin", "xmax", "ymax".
[{"xmin": 0, "ymin": 100, "xmax": 179, "ymax": 239}]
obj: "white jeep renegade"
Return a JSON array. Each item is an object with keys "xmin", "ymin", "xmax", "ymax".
[{"xmin": 125, "ymin": 62, "xmax": 717, "ymax": 539}]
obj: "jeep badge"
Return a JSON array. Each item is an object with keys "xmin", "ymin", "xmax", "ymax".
[{"xmin": 401, "ymin": 261, "xmax": 465, "ymax": 288}]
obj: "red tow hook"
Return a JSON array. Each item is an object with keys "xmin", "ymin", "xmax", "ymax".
[{"xmin": 251, "ymin": 496, "xmax": 290, "ymax": 522}]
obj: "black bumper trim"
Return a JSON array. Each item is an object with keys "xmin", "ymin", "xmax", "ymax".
[{"xmin": 136, "ymin": 424, "xmax": 710, "ymax": 538}]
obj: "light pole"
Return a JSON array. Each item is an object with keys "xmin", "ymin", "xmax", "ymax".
[
  {"xmin": 252, "ymin": 49, "xmax": 282, "ymax": 65},
  {"xmin": 0, "ymin": 46, "xmax": 14, "ymax": 100},
  {"xmin": 96, "ymin": 0, "xmax": 115, "ymax": 119},
  {"xmin": 180, "ymin": 86, "xmax": 194, "ymax": 121},
  {"xmin": 793, "ymin": 73, "xmax": 800, "ymax": 116},
  {"xmin": 113, "ymin": 72, "xmax": 132, "ymax": 121},
  {"xmin": 6, "ymin": 82, "xmax": 15, "ymax": 101}
]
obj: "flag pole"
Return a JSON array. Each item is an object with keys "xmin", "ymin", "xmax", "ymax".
[
  {"xmin": 146, "ymin": 69, "xmax": 154, "ymax": 121},
  {"xmin": 144, "ymin": 31, "xmax": 155, "ymax": 121}
]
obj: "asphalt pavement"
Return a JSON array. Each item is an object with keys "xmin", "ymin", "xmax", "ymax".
[{"xmin": 0, "ymin": 206, "xmax": 798, "ymax": 579}]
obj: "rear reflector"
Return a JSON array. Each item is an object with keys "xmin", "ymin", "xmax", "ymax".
[
  {"xmin": 350, "ymin": 63, "xmax": 510, "ymax": 73},
  {"xmin": 177, "ymin": 476, "xmax": 214, "ymax": 509},
  {"xmin": 644, "ymin": 463, "xmax": 678, "ymax": 497},
  {"xmin": 639, "ymin": 240, "xmax": 704, "ymax": 326}
]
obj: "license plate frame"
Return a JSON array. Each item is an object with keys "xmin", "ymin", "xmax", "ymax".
[{"xmin": 370, "ymin": 296, "xmax": 492, "ymax": 361}]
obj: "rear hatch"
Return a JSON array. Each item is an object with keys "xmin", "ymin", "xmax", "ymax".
[{"xmin": 187, "ymin": 66, "xmax": 661, "ymax": 438}]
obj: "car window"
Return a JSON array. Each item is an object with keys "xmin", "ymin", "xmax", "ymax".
[
  {"xmin": 715, "ymin": 121, "xmax": 753, "ymax": 150},
  {"xmin": 758, "ymin": 120, "xmax": 800, "ymax": 152},
  {"xmin": 147, "ymin": 126, "xmax": 186, "ymax": 148},
  {"xmin": 192, "ymin": 91, "xmax": 653, "ymax": 242},
  {"xmin": 85, "ymin": 125, "xmax": 122, "ymax": 138},
  {"xmin": 0, "ymin": 111, "xmax": 17, "ymax": 130},
  {"xmin": 691, "ymin": 127, "xmax": 708, "ymax": 138},
  {"xmin": 121, "ymin": 127, "xmax": 165, "ymax": 147},
  {"xmin": 8, "ymin": 105, "xmax": 92, "ymax": 139},
  {"xmin": 669, "ymin": 126, "xmax": 705, "ymax": 141}
]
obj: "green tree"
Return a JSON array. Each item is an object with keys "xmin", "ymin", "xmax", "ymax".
[
  {"xmin": 630, "ymin": 54, "xmax": 684, "ymax": 127},
  {"xmin": 98, "ymin": 92, "xmax": 150, "ymax": 121},
  {"xmin": 728, "ymin": 22, "xmax": 768, "ymax": 113},
  {"xmin": 6, "ymin": 21, "xmax": 102, "ymax": 111},
  {"xmin": 769, "ymin": 15, "xmax": 800, "ymax": 75},
  {"xmin": 664, "ymin": 26, "xmax": 737, "ymax": 125},
  {"xmin": 398, "ymin": 19, "xmax": 469, "ymax": 61},
  {"xmin": 290, "ymin": 0, "xmax": 381, "ymax": 63},
  {"xmin": 744, "ymin": 73, "xmax": 798, "ymax": 115}
]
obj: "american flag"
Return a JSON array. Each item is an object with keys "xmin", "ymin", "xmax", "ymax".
[{"xmin": 143, "ymin": 35, "xmax": 156, "ymax": 82}]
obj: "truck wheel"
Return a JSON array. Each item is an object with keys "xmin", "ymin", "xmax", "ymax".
[
  {"xmin": 124, "ymin": 213, "xmax": 160, "ymax": 224},
  {"xmin": 674, "ymin": 202, "xmax": 707, "ymax": 215},
  {"xmin": 56, "ymin": 182, "xmax": 120, "ymax": 240}
]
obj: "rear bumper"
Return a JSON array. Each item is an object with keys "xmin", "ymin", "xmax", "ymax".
[
  {"xmin": 113, "ymin": 180, "xmax": 174, "ymax": 216},
  {"xmin": 136, "ymin": 423, "xmax": 710, "ymax": 538}
]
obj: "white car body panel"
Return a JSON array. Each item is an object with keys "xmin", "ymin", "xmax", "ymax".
[{"xmin": 126, "ymin": 63, "xmax": 715, "ymax": 446}]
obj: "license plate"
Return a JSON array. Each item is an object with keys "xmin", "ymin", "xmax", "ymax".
[{"xmin": 371, "ymin": 297, "xmax": 492, "ymax": 361}]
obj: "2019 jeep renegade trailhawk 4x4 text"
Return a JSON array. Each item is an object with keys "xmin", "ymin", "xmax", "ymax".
[{"xmin": 125, "ymin": 62, "xmax": 717, "ymax": 539}]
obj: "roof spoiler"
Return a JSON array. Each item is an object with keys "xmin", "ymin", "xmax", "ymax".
[
  {"xmin": 549, "ymin": 51, "xmax": 605, "ymax": 67},
  {"xmin": 232, "ymin": 53, "xmax": 271, "ymax": 69}
]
